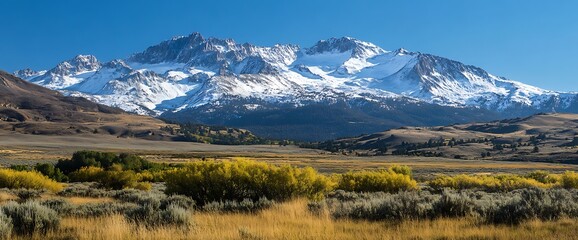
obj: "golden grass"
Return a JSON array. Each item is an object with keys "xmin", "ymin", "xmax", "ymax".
[
  {"xmin": 66, "ymin": 196, "xmax": 115, "ymax": 205},
  {"xmin": 0, "ymin": 191, "xmax": 16, "ymax": 202},
  {"xmin": 12, "ymin": 199, "xmax": 578, "ymax": 240}
]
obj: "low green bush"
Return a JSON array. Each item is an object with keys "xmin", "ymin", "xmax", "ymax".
[
  {"xmin": 69, "ymin": 167, "xmax": 140, "ymax": 190},
  {"xmin": 34, "ymin": 163, "xmax": 68, "ymax": 182},
  {"xmin": 55, "ymin": 151, "xmax": 167, "ymax": 174}
]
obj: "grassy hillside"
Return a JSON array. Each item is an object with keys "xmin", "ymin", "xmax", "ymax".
[{"xmin": 301, "ymin": 113, "xmax": 578, "ymax": 164}]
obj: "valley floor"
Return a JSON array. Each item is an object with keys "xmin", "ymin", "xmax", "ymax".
[{"xmin": 1, "ymin": 131, "xmax": 576, "ymax": 178}]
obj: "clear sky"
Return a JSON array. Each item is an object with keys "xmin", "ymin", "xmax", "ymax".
[{"xmin": 1, "ymin": 0, "xmax": 577, "ymax": 91}]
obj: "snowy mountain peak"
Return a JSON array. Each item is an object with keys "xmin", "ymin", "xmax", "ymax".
[
  {"xmin": 18, "ymin": 32, "xmax": 578, "ymax": 135},
  {"xmin": 306, "ymin": 37, "xmax": 385, "ymax": 58},
  {"xmin": 50, "ymin": 55, "xmax": 101, "ymax": 76},
  {"xmin": 13, "ymin": 68, "xmax": 45, "ymax": 80},
  {"xmin": 102, "ymin": 59, "xmax": 131, "ymax": 70},
  {"xmin": 394, "ymin": 48, "xmax": 411, "ymax": 55}
]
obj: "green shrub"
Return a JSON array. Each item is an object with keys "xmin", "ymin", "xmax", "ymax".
[
  {"xmin": 2, "ymin": 201, "xmax": 60, "ymax": 236},
  {"xmin": 55, "ymin": 151, "xmax": 162, "ymax": 174},
  {"xmin": 9, "ymin": 165, "xmax": 30, "ymax": 172},
  {"xmin": 164, "ymin": 159, "xmax": 334, "ymax": 204},
  {"xmin": 337, "ymin": 166, "xmax": 418, "ymax": 193},
  {"xmin": 0, "ymin": 169, "xmax": 62, "ymax": 192},
  {"xmin": 34, "ymin": 163, "xmax": 68, "ymax": 182},
  {"xmin": 69, "ymin": 167, "xmax": 139, "ymax": 190}
]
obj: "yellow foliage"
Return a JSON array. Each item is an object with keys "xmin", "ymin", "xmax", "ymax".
[
  {"xmin": 337, "ymin": 166, "xmax": 418, "ymax": 193},
  {"xmin": 133, "ymin": 182, "xmax": 152, "ymax": 191},
  {"xmin": 429, "ymin": 173, "xmax": 553, "ymax": 191},
  {"xmin": 69, "ymin": 167, "xmax": 140, "ymax": 190},
  {"xmin": 0, "ymin": 168, "xmax": 62, "ymax": 192},
  {"xmin": 136, "ymin": 169, "xmax": 174, "ymax": 182},
  {"xmin": 165, "ymin": 159, "xmax": 335, "ymax": 203},
  {"xmin": 69, "ymin": 166, "xmax": 105, "ymax": 182},
  {"xmin": 560, "ymin": 171, "xmax": 578, "ymax": 189}
]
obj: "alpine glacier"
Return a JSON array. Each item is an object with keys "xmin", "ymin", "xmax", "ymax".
[{"xmin": 15, "ymin": 32, "xmax": 578, "ymax": 140}]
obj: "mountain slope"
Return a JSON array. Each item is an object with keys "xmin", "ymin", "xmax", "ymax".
[
  {"xmin": 0, "ymin": 71, "xmax": 171, "ymax": 138},
  {"xmin": 15, "ymin": 32, "xmax": 578, "ymax": 140}
]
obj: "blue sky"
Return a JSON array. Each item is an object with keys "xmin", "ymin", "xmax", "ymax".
[{"xmin": 1, "ymin": 0, "xmax": 577, "ymax": 91}]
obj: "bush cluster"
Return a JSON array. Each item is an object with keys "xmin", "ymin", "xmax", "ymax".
[
  {"xmin": 68, "ymin": 166, "xmax": 142, "ymax": 190},
  {"xmin": 429, "ymin": 174, "xmax": 550, "ymax": 191},
  {"xmin": 315, "ymin": 188, "xmax": 578, "ymax": 224},
  {"xmin": 0, "ymin": 169, "xmax": 62, "ymax": 192},
  {"xmin": 429, "ymin": 171, "xmax": 578, "ymax": 191},
  {"xmin": 34, "ymin": 163, "xmax": 68, "ymax": 182},
  {"xmin": 40, "ymin": 198, "xmax": 140, "ymax": 217},
  {"xmin": 13, "ymin": 189, "xmax": 45, "ymax": 202},
  {"xmin": 560, "ymin": 171, "xmax": 578, "ymax": 189},
  {"xmin": 336, "ymin": 165, "xmax": 418, "ymax": 193},
  {"xmin": 125, "ymin": 200, "xmax": 192, "ymax": 229},
  {"xmin": 57, "ymin": 183, "xmax": 114, "ymax": 198},
  {"xmin": 56, "ymin": 151, "xmax": 159, "ymax": 174},
  {"xmin": 1, "ymin": 201, "xmax": 60, "ymax": 236},
  {"xmin": 164, "ymin": 159, "xmax": 334, "ymax": 204}
]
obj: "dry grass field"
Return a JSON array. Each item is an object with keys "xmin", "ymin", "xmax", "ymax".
[{"xmin": 3, "ymin": 197, "xmax": 577, "ymax": 240}]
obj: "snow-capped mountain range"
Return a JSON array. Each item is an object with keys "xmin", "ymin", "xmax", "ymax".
[{"xmin": 14, "ymin": 32, "xmax": 578, "ymax": 140}]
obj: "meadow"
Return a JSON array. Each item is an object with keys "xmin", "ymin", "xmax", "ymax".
[{"xmin": 0, "ymin": 151, "xmax": 578, "ymax": 239}]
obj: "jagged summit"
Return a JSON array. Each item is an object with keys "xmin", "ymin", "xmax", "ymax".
[
  {"xmin": 51, "ymin": 55, "xmax": 101, "ymax": 74},
  {"xmin": 306, "ymin": 37, "xmax": 385, "ymax": 58},
  {"xmin": 14, "ymin": 32, "xmax": 578, "ymax": 140}
]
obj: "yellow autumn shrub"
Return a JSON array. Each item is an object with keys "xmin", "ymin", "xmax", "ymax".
[
  {"xmin": 337, "ymin": 166, "xmax": 418, "ymax": 193},
  {"xmin": 164, "ymin": 159, "xmax": 334, "ymax": 204},
  {"xmin": 0, "ymin": 168, "xmax": 62, "ymax": 192}
]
